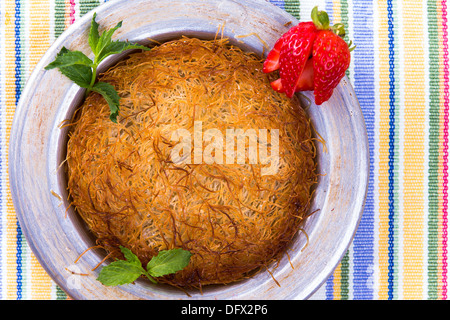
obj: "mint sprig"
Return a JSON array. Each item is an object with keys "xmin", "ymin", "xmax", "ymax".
[
  {"xmin": 97, "ymin": 246, "xmax": 192, "ymax": 286},
  {"xmin": 45, "ymin": 12, "xmax": 150, "ymax": 123}
]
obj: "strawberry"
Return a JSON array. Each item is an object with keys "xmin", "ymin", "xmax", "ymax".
[
  {"xmin": 262, "ymin": 36, "xmax": 283, "ymax": 73},
  {"xmin": 269, "ymin": 58, "xmax": 314, "ymax": 93},
  {"xmin": 312, "ymin": 30, "xmax": 351, "ymax": 105},
  {"xmin": 263, "ymin": 6, "xmax": 354, "ymax": 105},
  {"xmin": 278, "ymin": 22, "xmax": 317, "ymax": 98}
]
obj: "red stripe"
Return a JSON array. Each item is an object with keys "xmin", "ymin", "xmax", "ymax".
[{"xmin": 69, "ymin": 0, "xmax": 76, "ymax": 25}]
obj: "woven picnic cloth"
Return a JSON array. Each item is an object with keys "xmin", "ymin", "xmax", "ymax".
[{"xmin": 0, "ymin": 0, "xmax": 449, "ymax": 300}]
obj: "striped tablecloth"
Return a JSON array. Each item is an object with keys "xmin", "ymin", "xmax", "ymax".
[{"xmin": 0, "ymin": 0, "xmax": 449, "ymax": 300}]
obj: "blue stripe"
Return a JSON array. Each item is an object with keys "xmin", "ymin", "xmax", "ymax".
[
  {"xmin": 268, "ymin": 0, "xmax": 284, "ymax": 10},
  {"xmin": 14, "ymin": 0, "xmax": 23, "ymax": 300},
  {"xmin": 351, "ymin": 0, "xmax": 375, "ymax": 300},
  {"xmin": 325, "ymin": 274, "xmax": 334, "ymax": 299},
  {"xmin": 325, "ymin": 0, "xmax": 334, "ymax": 22},
  {"xmin": 387, "ymin": 0, "xmax": 396, "ymax": 300}
]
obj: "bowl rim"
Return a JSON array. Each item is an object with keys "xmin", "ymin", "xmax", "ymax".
[{"xmin": 9, "ymin": 0, "xmax": 369, "ymax": 300}]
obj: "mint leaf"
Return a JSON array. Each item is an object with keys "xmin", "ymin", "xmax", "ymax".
[
  {"xmin": 97, "ymin": 260, "xmax": 145, "ymax": 286},
  {"xmin": 146, "ymin": 249, "xmax": 192, "ymax": 278},
  {"xmin": 58, "ymin": 64, "xmax": 93, "ymax": 88},
  {"xmin": 88, "ymin": 13, "xmax": 100, "ymax": 54},
  {"xmin": 93, "ymin": 21, "xmax": 123, "ymax": 64},
  {"xmin": 46, "ymin": 12, "xmax": 150, "ymax": 122},
  {"xmin": 97, "ymin": 41, "xmax": 150, "ymax": 63},
  {"xmin": 45, "ymin": 47, "xmax": 92, "ymax": 88},
  {"xmin": 119, "ymin": 245, "xmax": 141, "ymax": 267},
  {"xmin": 91, "ymin": 82, "xmax": 120, "ymax": 123},
  {"xmin": 96, "ymin": 247, "xmax": 191, "ymax": 287},
  {"xmin": 45, "ymin": 48, "xmax": 92, "ymax": 70}
]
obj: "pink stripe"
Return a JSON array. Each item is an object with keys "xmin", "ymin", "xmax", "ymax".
[
  {"xmin": 442, "ymin": 0, "xmax": 449, "ymax": 301},
  {"xmin": 69, "ymin": 0, "xmax": 76, "ymax": 25}
]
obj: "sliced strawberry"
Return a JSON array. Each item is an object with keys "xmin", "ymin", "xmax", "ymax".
[
  {"xmin": 263, "ymin": 7, "xmax": 354, "ymax": 104},
  {"xmin": 263, "ymin": 22, "xmax": 311, "ymax": 73},
  {"xmin": 270, "ymin": 78, "xmax": 284, "ymax": 92},
  {"xmin": 278, "ymin": 22, "xmax": 317, "ymax": 98},
  {"xmin": 312, "ymin": 30, "xmax": 351, "ymax": 105},
  {"xmin": 263, "ymin": 37, "xmax": 284, "ymax": 73},
  {"xmin": 270, "ymin": 58, "xmax": 313, "ymax": 93},
  {"xmin": 295, "ymin": 58, "xmax": 314, "ymax": 91}
]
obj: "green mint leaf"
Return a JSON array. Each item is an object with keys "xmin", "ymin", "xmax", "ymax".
[
  {"xmin": 119, "ymin": 245, "xmax": 141, "ymax": 267},
  {"xmin": 94, "ymin": 20, "xmax": 123, "ymax": 64},
  {"xmin": 45, "ymin": 47, "xmax": 93, "ymax": 88},
  {"xmin": 46, "ymin": 13, "xmax": 150, "ymax": 123},
  {"xmin": 58, "ymin": 64, "xmax": 93, "ymax": 88},
  {"xmin": 45, "ymin": 48, "xmax": 92, "ymax": 70},
  {"xmin": 97, "ymin": 260, "xmax": 145, "ymax": 286},
  {"xmin": 91, "ymin": 81, "xmax": 121, "ymax": 123},
  {"xmin": 146, "ymin": 249, "xmax": 192, "ymax": 278},
  {"xmin": 97, "ymin": 41, "xmax": 150, "ymax": 63},
  {"xmin": 88, "ymin": 13, "xmax": 100, "ymax": 55}
]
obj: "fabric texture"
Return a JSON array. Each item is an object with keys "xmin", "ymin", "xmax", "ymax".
[{"xmin": 0, "ymin": 0, "xmax": 448, "ymax": 300}]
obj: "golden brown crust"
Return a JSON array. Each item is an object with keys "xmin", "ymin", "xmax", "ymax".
[{"xmin": 66, "ymin": 37, "xmax": 317, "ymax": 289}]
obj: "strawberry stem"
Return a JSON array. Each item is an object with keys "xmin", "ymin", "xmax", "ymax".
[
  {"xmin": 331, "ymin": 23, "xmax": 346, "ymax": 37},
  {"xmin": 311, "ymin": 6, "xmax": 330, "ymax": 30}
]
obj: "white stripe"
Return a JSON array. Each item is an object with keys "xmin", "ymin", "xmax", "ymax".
[
  {"xmin": 300, "ymin": 0, "xmax": 326, "ymax": 23},
  {"xmin": 396, "ymin": 0, "xmax": 405, "ymax": 300},
  {"xmin": 347, "ymin": 241, "xmax": 354, "ymax": 299},
  {"xmin": 22, "ymin": 0, "xmax": 30, "ymax": 81},
  {"xmin": 74, "ymin": 0, "xmax": 81, "ymax": 21}
]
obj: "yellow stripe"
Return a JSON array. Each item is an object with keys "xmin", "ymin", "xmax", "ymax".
[
  {"xmin": 332, "ymin": 262, "xmax": 342, "ymax": 299},
  {"xmin": 332, "ymin": 0, "xmax": 342, "ymax": 24},
  {"xmin": 28, "ymin": 0, "xmax": 54, "ymax": 299},
  {"xmin": 65, "ymin": 0, "xmax": 72, "ymax": 29},
  {"xmin": 402, "ymin": 0, "xmax": 426, "ymax": 299},
  {"xmin": 376, "ymin": 0, "xmax": 391, "ymax": 300}
]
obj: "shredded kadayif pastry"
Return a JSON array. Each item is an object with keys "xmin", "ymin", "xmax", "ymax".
[{"xmin": 66, "ymin": 37, "xmax": 317, "ymax": 289}]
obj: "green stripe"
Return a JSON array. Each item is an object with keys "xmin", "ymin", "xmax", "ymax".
[
  {"xmin": 426, "ymin": 0, "xmax": 440, "ymax": 300},
  {"xmin": 284, "ymin": 0, "xmax": 300, "ymax": 19},
  {"xmin": 340, "ymin": 251, "xmax": 350, "ymax": 299},
  {"xmin": 54, "ymin": 0, "xmax": 66, "ymax": 38},
  {"xmin": 79, "ymin": 0, "xmax": 100, "ymax": 17},
  {"xmin": 56, "ymin": 286, "xmax": 67, "ymax": 299}
]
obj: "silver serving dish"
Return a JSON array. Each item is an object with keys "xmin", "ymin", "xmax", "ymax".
[{"xmin": 9, "ymin": 0, "xmax": 369, "ymax": 299}]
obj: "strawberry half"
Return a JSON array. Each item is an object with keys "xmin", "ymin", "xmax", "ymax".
[
  {"xmin": 262, "ymin": 36, "xmax": 283, "ymax": 73},
  {"xmin": 263, "ymin": 22, "xmax": 315, "ymax": 74},
  {"xmin": 313, "ymin": 30, "xmax": 351, "ymax": 105},
  {"xmin": 269, "ymin": 58, "xmax": 314, "ymax": 93},
  {"xmin": 278, "ymin": 22, "xmax": 317, "ymax": 98},
  {"xmin": 263, "ymin": 6, "xmax": 354, "ymax": 105}
]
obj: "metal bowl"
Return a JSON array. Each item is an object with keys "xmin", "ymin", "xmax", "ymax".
[{"xmin": 9, "ymin": 0, "xmax": 369, "ymax": 300}]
